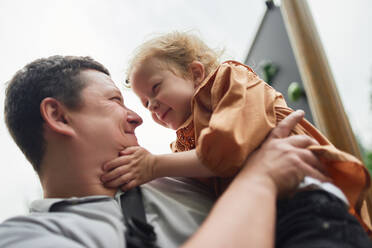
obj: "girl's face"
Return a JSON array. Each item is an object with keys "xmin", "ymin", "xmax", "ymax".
[{"xmin": 130, "ymin": 57, "xmax": 200, "ymax": 130}]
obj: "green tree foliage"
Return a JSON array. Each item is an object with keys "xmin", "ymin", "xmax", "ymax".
[
  {"xmin": 362, "ymin": 67, "xmax": 372, "ymax": 175},
  {"xmin": 363, "ymin": 150, "xmax": 372, "ymax": 174}
]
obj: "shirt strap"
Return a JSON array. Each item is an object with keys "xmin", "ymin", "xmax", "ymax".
[{"xmin": 120, "ymin": 187, "xmax": 158, "ymax": 248}]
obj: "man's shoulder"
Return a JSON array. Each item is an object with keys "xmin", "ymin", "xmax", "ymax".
[
  {"xmin": 30, "ymin": 195, "xmax": 113, "ymax": 213},
  {"xmin": 0, "ymin": 195, "xmax": 126, "ymax": 248}
]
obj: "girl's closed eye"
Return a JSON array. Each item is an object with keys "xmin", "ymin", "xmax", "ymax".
[{"xmin": 152, "ymin": 83, "xmax": 161, "ymax": 94}]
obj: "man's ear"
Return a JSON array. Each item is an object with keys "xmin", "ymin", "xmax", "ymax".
[
  {"xmin": 40, "ymin": 97, "xmax": 75, "ymax": 137},
  {"xmin": 188, "ymin": 61, "xmax": 205, "ymax": 88}
]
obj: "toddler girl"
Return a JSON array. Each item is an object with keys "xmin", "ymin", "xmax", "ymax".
[{"xmin": 101, "ymin": 31, "xmax": 370, "ymax": 230}]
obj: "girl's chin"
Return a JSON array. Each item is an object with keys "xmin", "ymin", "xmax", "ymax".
[{"xmin": 166, "ymin": 121, "xmax": 178, "ymax": 130}]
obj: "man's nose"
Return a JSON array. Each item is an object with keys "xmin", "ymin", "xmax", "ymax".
[{"xmin": 127, "ymin": 109, "xmax": 143, "ymax": 128}]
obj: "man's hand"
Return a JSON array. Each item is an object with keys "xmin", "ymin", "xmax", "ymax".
[
  {"xmin": 183, "ymin": 111, "xmax": 332, "ymax": 248},
  {"xmin": 239, "ymin": 110, "xmax": 330, "ymax": 197},
  {"xmin": 101, "ymin": 146, "xmax": 157, "ymax": 191}
]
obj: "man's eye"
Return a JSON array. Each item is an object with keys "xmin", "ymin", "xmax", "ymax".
[{"xmin": 111, "ymin": 97, "xmax": 123, "ymax": 103}]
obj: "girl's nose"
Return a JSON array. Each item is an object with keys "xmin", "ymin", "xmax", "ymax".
[{"xmin": 148, "ymin": 98, "xmax": 159, "ymax": 111}]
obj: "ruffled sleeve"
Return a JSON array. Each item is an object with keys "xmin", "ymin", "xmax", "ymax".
[{"xmin": 193, "ymin": 61, "xmax": 284, "ymax": 177}]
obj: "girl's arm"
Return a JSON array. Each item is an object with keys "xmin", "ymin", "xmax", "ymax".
[
  {"xmin": 193, "ymin": 61, "xmax": 279, "ymax": 177},
  {"xmin": 100, "ymin": 148, "xmax": 215, "ymax": 191},
  {"xmin": 154, "ymin": 150, "xmax": 215, "ymax": 178}
]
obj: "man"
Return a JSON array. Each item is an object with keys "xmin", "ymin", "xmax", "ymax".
[{"xmin": 1, "ymin": 56, "xmax": 368, "ymax": 247}]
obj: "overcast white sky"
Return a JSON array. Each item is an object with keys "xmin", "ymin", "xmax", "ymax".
[{"xmin": 0, "ymin": 0, "xmax": 371, "ymax": 222}]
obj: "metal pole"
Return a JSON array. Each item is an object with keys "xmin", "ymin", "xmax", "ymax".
[{"xmin": 281, "ymin": 0, "xmax": 372, "ymax": 227}]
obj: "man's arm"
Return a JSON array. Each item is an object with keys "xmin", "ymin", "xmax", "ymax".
[{"xmin": 183, "ymin": 110, "xmax": 328, "ymax": 248}]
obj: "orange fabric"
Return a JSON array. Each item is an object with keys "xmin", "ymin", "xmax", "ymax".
[
  {"xmin": 172, "ymin": 60, "xmax": 371, "ymax": 231},
  {"xmin": 193, "ymin": 61, "xmax": 279, "ymax": 176},
  {"xmin": 276, "ymin": 107, "xmax": 370, "ymax": 210}
]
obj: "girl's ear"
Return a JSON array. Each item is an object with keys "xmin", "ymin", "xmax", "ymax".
[
  {"xmin": 189, "ymin": 61, "xmax": 205, "ymax": 88},
  {"xmin": 40, "ymin": 97, "xmax": 75, "ymax": 137}
]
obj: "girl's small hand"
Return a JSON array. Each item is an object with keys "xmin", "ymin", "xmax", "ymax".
[{"xmin": 100, "ymin": 146, "xmax": 157, "ymax": 191}]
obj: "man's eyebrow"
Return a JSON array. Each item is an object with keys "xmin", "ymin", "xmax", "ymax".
[{"xmin": 104, "ymin": 89, "xmax": 123, "ymax": 99}]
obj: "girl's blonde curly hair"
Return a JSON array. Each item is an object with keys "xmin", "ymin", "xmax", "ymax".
[{"xmin": 126, "ymin": 31, "xmax": 223, "ymax": 83}]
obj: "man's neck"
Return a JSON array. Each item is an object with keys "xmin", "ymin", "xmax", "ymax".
[
  {"xmin": 40, "ymin": 148, "xmax": 117, "ymax": 198},
  {"xmin": 41, "ymin": 175, "xmax": 117, "ymax": 198}
]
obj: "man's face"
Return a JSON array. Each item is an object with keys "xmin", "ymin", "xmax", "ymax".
[{"xmin": 68, "ymin": 69, "xmax": 143, "ymax": 159}]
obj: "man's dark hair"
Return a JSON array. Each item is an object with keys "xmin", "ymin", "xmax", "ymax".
[{"xmin": 4, "ymin": 55, "xmax": 110, "ymax": 173}]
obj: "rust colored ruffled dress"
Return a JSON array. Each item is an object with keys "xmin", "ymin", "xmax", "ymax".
[{"xmin": 171, "ymin": 60, "xmax": 371, "ymax": 230}]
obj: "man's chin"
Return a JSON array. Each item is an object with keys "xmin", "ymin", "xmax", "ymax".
[{"xmin": 123, "ymin": 134, "xmax": 139, "ymax": 147}]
